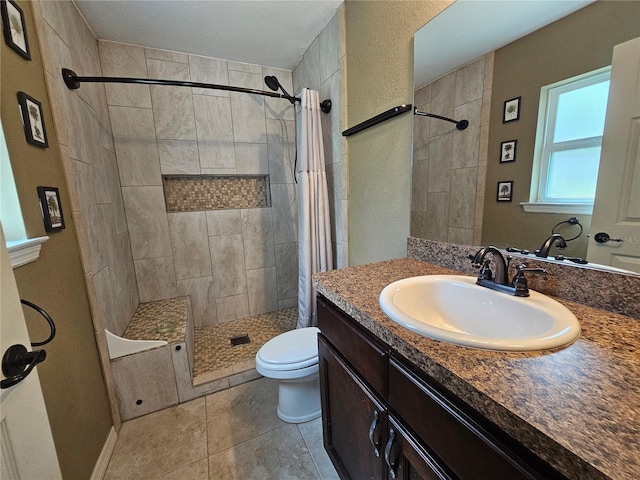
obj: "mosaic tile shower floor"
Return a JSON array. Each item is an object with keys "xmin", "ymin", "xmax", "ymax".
[{"xmin": 193, "ymin": 308, "xmax": 297, "ymax": 385}]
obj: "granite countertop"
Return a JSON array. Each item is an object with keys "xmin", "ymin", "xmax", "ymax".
[{"xmin": 313, "ymin": 257, "xmax": 640, "ymax": 480}]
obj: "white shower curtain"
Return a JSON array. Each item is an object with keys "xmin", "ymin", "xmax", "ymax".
[{"xmin": 296, "ymin": 88, "xmax": 333, "ymax": 328}]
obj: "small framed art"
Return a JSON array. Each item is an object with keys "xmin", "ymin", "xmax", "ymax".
[
  {"xmin": 503, "ymin": 97, "xmax": 521, "ymax": 123},
  {"xmin": 37, "ymin": 187, "xmax": 65, "ymax": 232},
  {"xmin": 500, "ymin": 140, "xmax": 517, "ymax": 163},
  {"xmin": 17, "ymin": 91, "xmax": 48, "ymax": 148},
  {"xmin": 1, "ymin": 0, "xmax": 30, "ymax": 60},
  {"xmin": 497, "ymin": 181, "xmax": 513, "ymax": 202}
]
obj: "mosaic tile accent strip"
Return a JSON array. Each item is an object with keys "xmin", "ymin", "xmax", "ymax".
[
  {"xmin": 163, "ymin": 175, "xmax": 269, "ymax": 212},
  {"xmin": 193, "ymin": 308, "xmax": 297, "ymax": 384},
  {"xmin": 123, "ymin": 297, "xmax": 190, "ymax": 344}
]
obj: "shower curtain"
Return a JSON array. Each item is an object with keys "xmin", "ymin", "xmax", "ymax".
[{"xmin": 296, "ymin": 88, "xmax": 333, "ymax": 328}]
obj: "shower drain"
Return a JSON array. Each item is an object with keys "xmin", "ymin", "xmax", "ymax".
[{"xmin": 230, "ymin": 334, "xmax": 250, "ymax": 346}]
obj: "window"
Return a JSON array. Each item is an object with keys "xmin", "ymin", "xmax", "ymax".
[
  {"xmin": 524, "ymin": 67, "xmax": 611, "ymax": 214},
  {"xmin": 0, "ymin": 120, "xmax": 48, "ymax": 267}
]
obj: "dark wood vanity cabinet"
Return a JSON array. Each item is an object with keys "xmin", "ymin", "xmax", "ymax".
[{"xmin": 317, "ymin": 295, "xmax": 566, "ymax": 480}]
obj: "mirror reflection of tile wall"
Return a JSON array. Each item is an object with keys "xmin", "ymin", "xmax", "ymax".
[{"xmin": 411, "ymin": 53, "xmax": 493, "ymax": 246}]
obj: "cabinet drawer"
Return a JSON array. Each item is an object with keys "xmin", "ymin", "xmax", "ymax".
[
  {"xmin": 317, "ymin": 296, "xmax": 387, "ymax": 394},
  {"xmin": 389, "ymin": 358, "xmax": 542, "ymax": 480}
]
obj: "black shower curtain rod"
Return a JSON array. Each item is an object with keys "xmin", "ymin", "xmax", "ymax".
[
  {"xmin": 341, "ymin": 104, "xmax": 469, "ymax": 137},
  {"xmin": 61, "ymin": 68, "xmax": 332, "ymax": 113},
  {"xmin": 414, "ymin": 107, "xmax": 469, "ymax": 130}
]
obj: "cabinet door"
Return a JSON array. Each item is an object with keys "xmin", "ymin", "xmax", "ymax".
[
  {"xmin": 319, "ymin": 335, "xmax": 386, "ymax": 480},
  {"xmin": 384, "ymin": 416, "xmax": 455, "ymax": 480}
]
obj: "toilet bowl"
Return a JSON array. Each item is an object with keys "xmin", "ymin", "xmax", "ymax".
[{"xmin": 255, "ymin": 327, "xmax": 321, "ymax": 423}]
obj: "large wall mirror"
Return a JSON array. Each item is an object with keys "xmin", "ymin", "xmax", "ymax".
[{"xmin": 411, "ymin": 0, "xmax": 640, "ymax": 274}]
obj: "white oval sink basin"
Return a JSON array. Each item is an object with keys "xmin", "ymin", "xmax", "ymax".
[{"xmin": 379, "ymin": 275, "xmax": 580, "ymax": 351}]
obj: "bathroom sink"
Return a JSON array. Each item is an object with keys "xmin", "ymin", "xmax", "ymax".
[{"xmin": 379, "ymin": 275, "xmax": 580, "ymax": 351}]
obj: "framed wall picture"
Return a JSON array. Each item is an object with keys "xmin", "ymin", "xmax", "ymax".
[
  {"xmin": 17, "ymin": 91, "xmax": 48, "ymax": 148},
  {"xmin": 503, "ymin": 97, "xmax": 521, "ymax": 123},
  {"xmin": 500, "ymin": 140, "xmax": 518, "ymax": 163},
  {"xmin": 497, "ymin": 181, "xmax": 513, "ymax": 202},
  {"xmin": 37, "ymin": 187, "xmax": 65, "ymax": 232},
  {"xmin": 1, "ymin": 0, "xmax": 30, "ymax": 60}
]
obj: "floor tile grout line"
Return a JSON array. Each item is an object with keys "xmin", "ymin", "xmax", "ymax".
[{"xmin": 298, "ymin": 423, "xmax": 324, "ymax": 480}]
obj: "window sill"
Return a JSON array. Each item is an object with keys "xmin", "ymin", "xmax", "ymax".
[
  {"xmin": 6, "ymin": 236, "xmax": 49, "ymax": 268},
  {"xmin": 520, "ymin": 202, "xmax": 593, "ymax": 214}
]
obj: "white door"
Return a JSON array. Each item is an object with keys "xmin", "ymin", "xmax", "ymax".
[
  {"xmin": 0, "ymin": 227, "xmax": 62, "ymax": 479},
  {"xmin": 587, "ymin": 37, "xmax": 640, "ymax": 273}
]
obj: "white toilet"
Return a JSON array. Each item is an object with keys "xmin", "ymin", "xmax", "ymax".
[{"xmin": 255, "ymin": 327, "xmax": 321, "ymax": 423}]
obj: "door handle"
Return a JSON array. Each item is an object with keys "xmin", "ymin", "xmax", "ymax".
[
  {"xmin": 384, "ymin": 427, "xmax": 397, "ymax": 479},
  {"xmin": 368, "ymin": 409, "xmax": 381, "ymax": 457},
  {"xmin": 594, "ymin": 232, "xmax": 623, "ymax": 244},
  {"xmin": 1, "ymin": 344, "xmax": 47, "ymax": 389}
]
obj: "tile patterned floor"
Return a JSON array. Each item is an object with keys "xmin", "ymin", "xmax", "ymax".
[
  {"xmin": 105, "ymin": 377, "xmax": 339, "ymax": 480},
  {"xmin": 193, "ymin": 308, "xmax": 297, "ymax": 384}
]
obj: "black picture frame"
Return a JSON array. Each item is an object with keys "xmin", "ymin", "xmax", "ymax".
[
  {"xmin": 17, "ymin": 91, "xmax": 48, "ymax": 148},
  {"xmin": 503, "ymin": 96, "xmax": 521, "ymax": 123},
  {"xmin": 497, "ymin": 181, "xmax": 513, "ymax": 202},
  {"xmin": 37, "ymin": 187, "xmax": 65, "ymax": 232},
  {"xmin": 500, "ymin": 140, "xmax": 518, "ymax": 163},
  {"xmin": 1, "ymin": 0, "xmax": 30, "ymax": 60}
]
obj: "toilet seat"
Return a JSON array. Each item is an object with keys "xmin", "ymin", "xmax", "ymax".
[{"xmin": 256, "ymin": 327, "xmax": 320, "ymax": 378}]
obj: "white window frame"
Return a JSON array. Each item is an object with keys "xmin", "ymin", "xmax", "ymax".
[
  {"xmin": 0, "ymin": 120, "xmax": 48, "ymax": 267},
  {"xmin": 522, "ymin": 67, "xmax": 611, "ymax": 214}
]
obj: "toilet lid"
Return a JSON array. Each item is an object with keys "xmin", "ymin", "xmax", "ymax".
[{"xmin": 257, "ymin": 327, "xmax": 320, "ymax": 370}]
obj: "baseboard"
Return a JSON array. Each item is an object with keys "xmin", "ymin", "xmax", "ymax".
[{"xmin": 90, "ymin": 426, "xmax": 117, "ymax": 480}]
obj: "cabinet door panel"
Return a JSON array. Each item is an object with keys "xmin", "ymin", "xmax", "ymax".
[
  {"xmin": 319, "ymin": 335, "xmax": 386, "ymax": 480},
  {"xmin": 318, "ymin": 296, "xmax": 387, "ymax": 394},
  {"xmin": 389, "ymin": 359, "xmax": 538, "ymax": 480},
  {"xmin": 387, "ymin": 416, "xmax": 454, "ymax": 480}
]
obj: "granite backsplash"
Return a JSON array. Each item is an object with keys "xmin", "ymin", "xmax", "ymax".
[{"xmin": 407, "ymin": 237, "xmax": 640, "ymax": 320}]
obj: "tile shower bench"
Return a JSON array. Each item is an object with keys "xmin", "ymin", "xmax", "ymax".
[{"xmin": 110, "ymin": 297, "xmax": 205, "ymax": 420}]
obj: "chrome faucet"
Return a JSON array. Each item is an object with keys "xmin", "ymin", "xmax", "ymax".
[
  {"xmin": 536, "ymin": 234, "xmax": 567, "ymax": 258},
  {"xmin": 470, "ymin": 246, "xmax": 547, "ymax": 297}
]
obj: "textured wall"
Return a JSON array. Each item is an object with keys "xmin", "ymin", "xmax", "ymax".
[
  {"xmin": 2, "ymin": 1, "xmax": 113, "ymax": 478},
  {"xmin": 483, "ymin": 0, "xmax": 640, "ymax": 256},
  {"xmin": 344, "ymin": 0, "xmax": 453, "ymax": 265}
]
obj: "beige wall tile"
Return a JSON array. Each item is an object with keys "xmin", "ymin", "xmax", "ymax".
[
  {"xmin": 168, "ymin": 212, "xmax": 212, "ymax": 279},
  {"xmin": 151, "ymin": 86, "xmax": 197, "ymax": 140},
  {"xmin": 209, "ymin": 234, "xmax": 247, "ymax": 297},
  {"xmin": 146, "ymin": 59, "xmax": 190, "ymax": 81},
  {"xmin": 430, "ymin": 72, "xmax": 456, "ymax": 137},
  {"xmin": 109, "ymin": 106, "xmax": 161, "ymax": 186},
  {"xmin": 145, "ymin": 48, "xmax": 188, "ymax": 64},
  {"xmin": 229, "ymin": 90, "xmax": 267, "ymax": 143},
  {"xmin": 427, "ymin": 134, "xmax": 453, "ymax": 193},
  {"xmin": 455, "ymin": 57, "xmax": 485, "ymax": 105},
  {"xmin": 158, "ymin": 140, "xmax": 200, "ymax": 174},
  {"xmin": 449, "ymin": 168, "xmax": 478, "ymax": 229},
  {"xmin": 177, "ymin": 276, "xmax": 217, "ymax": 327},
  {"xmin": 235, "ymin": 143, "xmax": 269, "ymax": 174},
  {"xmin": 99, "ymin": 41, "xmax": 151, "ymax": 107},
  {"xmin": 193, "ymin": 95, "xmax": 235, "ymax": 169},
  {"xmin": 206, "ymin": 210, "xmax": 242, "ymax": 236},
  {"xmin": 122, "ymin": 186, "xmax": 172, "ymax": 259},
  {"xmin": 216, "ymin": 294, "xmax": 250, "ymax": 323},
  {"xmin": 188, "ymin": 55, "xmax": 229, "ymax": 96},
  {"xmin": 246, "ymin": 267, "xmax": 278, "ymax": 316},
  {"xmin": 134, "ymin": 257, "xmax": 178, "ymax": 302},
  {"xmin": 274, "ymin": 242, "xmax": 297, "ymax": 300},
  {"xmin": 241, "ymin": 208, "xmax": 275, "ymax": 270},
  {"xmin": 266, "ymin": 119, "xmax": 296, "ymax": 184},
  {"xmin": 270, "ymin": 184, "xmax": 297, "ymax": 244},
  {"xmin": 111, "ymin": 346, "xmax": 178, "ymax": 420}
]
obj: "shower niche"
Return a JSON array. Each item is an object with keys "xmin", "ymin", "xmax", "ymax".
[{"xmin": 162, "ymin": 174, "xmax": 271, "ymax": 212}]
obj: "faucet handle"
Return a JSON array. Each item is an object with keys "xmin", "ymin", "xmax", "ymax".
[{"xmin": 511, "ymin": 265, "xmax": 548, "ymax": 297}]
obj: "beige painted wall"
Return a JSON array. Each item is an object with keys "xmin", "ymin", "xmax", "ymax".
[
  {"xmin": 344, "ymin": 0, "xmax": 453, "ymax": 265},
  {"xmin": 483, "ymin": 0, "xmax": 640, "ymax": 257},
  {"xmin": 1, "ymin": 2, "xmax": 112, "ymax": 478}
]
